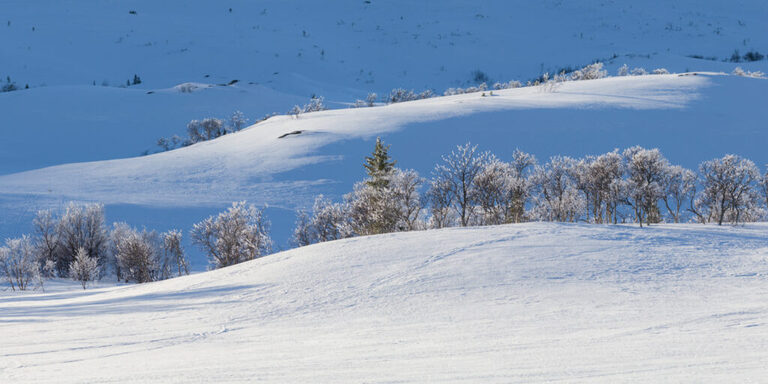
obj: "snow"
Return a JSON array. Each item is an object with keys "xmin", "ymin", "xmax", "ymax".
[
  {"xmin": 2, "ymin": 223, "xmax": 767, "ymax": 382},
  {"xmin": 2, "ymin": 73, "xmax": 768, "ymax": 254}
]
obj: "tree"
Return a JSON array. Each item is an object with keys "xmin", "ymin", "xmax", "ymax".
[
  {"xmin": 661, "ymin": 165, "xmax": 697, "ymax": 223},
  {"xmin": 0, "ymin": 236, "xmax": 40, "ymax": 291},
  {"xmin": 70, "ymin": 247, "xmax": 100, "ymax": 289},
  {"xmin": 388, "ymin": 169, "xmax": 425, "ymax": 231},
  {"xmin": 531, "ymin": 156, "xmax": 584, "ymax": 222},
  {"xmin": 696, "ymin": 155, "xmax": 762, "ymax": 225},
  {"xmin": 622, "ymin": 147, "xmax": 669, "ymax": 227},
  {"xmin": 364, "ymin": 137, "xmax": 396, "ymax": 189},
  {"xmin": 473, "ymin": 157, "xmax": 515, "ymax": 225},
  {"xmin": 228, "ymin": 111, "xmax": 248, "ymax": 132},
  {"xmin": 292, "ymin": 196, "xmax": 352, "ymax": 246},
  {"xmin": 433, "ymin": 143, "xmax": 490, "ymax": 226},
  {"xmin": 574, "ymin": 151, "xmax": 624, "ymax": 224},
  {"xmin": 426, "ymin": 177, "xmax": 454, "ymax": 229},
  {"xmin": 32, "ymin": 209, "xmax": 60, "ymax": 276},
  {"xmin": 162, "ymin": 230, "xmax": 188, "ymax": 278},
  {"xmin": 187, "ymin": 118, "xmax": 225, "ymax": 144},
  {"xmin": 115, "ymin": 230, "xmax": 160, "ymax": 283},
  {"xmin": 56, "ymin": 202, "xmax": 108, "ymax": 277},
  {"xmin": 346, "ymin": 181, "xmax": 400, "ymax": 235},
  {"xmin": 191, "ymin": 202, "xmax": 273, "ymax": 269}
]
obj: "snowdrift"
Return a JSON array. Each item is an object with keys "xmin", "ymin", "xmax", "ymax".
[{"xmin": 2, "ymin": 223, "xmax": 767, "ymax": 382}]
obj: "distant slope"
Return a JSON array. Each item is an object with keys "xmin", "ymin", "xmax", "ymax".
[
  {"xmin": 1, "ymin": 0, "xmax": 767, "ymax": 173},
  {"xmin": 1, "ymin": 73, "xmax": 767, "ymax": 248},
  {"xmin": 2, "ymin": 223, "xmax": 767, "ymax": 382}
]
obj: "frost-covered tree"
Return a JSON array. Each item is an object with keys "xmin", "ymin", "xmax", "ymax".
[
  {"xmin": 115, "ymin": 229, "xmax": 161, "ymax": 283},
  {"xmin": 661, "ymin": 165, "xmax": 697, "ymax": 223},
  {"xmin": 292, "ymin": 196, "xmax": 352, "ymax": 246},
  {"xmin": 622, "ymin": 147, "xmax": 669, "ymax": 226},
  {"xmin": 426, "ymin": 177, "xmax": 454, "ymax": 229},
  {"xmin": 473, "ymin": 157, "xmax": 515, "ymax": 225},
  {"xmin": 695, "ymin": 155, "xmax": 762, "ymax": 225},
  {"xmin": 366, "ymin": 92, "xmax": 377, "ymax": 107},
  {"xmin": 531, "ymin": 156, "xmax": 585, "ymax": 222},
  {"xmin": 32, "ymin": 209, "xmax": 60, "ymax": 276},
  {"xmin": 346, "ymin": 181, "xmax": 400, "ymax": 235},
  {"xmin": 187, "ymin": 118, "xmax": 225, "ymax": 144},
  {"xmin": 388, "ymin": 169, "xmax": 425, "ymax": 231},
  {"xmin": 574, "ymin": 151, "xmax": 624, "ymax": 224},
  {"xmin": 507, "ymin": 150, "xmax": 537, "ymax": 223},
  {"xmin": 162, "ymin": 230, "xmax": 188, "ymax": 278},
  {"xmin": 0, "ymin": 236, "xmax": 40, "ymax": 291},
  {"xmin": 303, "ymin": 96, "xmax": 327, "ymax": 113},
  {"xmin": 433, "ymin": 143, "xmax": 490, "ymax": 226},
  {"xmin": 191, "ymin": 202, "xmax": 273, "ymax": 269},
  {"xmin": 617, "ymin": 64, "xmax": 629, "ymax": 76},
  {"xmin": 56, "ymin": 202, "xmax": 108, "ymax": 277},
  {"xmin": 69, "ymin": 247, "xmax": 99, "ymax": 289},
  {"xmin": 228, "ymin": 111, "xmax": 248, "ymax": 132}
]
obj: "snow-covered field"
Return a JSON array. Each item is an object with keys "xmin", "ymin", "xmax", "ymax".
[
  {"xmin": 2, "ymin": 1, "xmax": 768, "ymax": 381},
  {"xmin": 2, "ymin": 223, "xmax": 767, "ymax": 382}
]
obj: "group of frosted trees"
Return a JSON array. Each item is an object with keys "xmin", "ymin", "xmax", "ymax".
[
  {"xmin": 293, "ymin": 139, "xmax": 768, "ymax": 246},
  {"xmin": 0, "ymin": 203, "xmax": 189, "ymax": 291}
]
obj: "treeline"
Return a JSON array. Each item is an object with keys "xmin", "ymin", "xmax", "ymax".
[
  {"xmin": 155, "ymin": 111, "xmax": 249, "ymax": 152},
  {"xmin": 293, "ymin": 139, "xmax": 768, "ymax": 246},
  {"xmin": 0, "ymin": 202, "xmax": 272, "ymax": 291}
]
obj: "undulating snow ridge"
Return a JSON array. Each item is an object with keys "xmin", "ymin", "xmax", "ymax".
[
  {"xmin": 0, "ymin": 74, "xmax": 709, "ymax": 207},
  {"xmin": 1, "ymin": 223, "xmax": 767, "ymax": 382}
]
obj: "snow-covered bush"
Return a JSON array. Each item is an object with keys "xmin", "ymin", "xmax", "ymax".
[
  {"xmin": 630, "ymin": 67, "xmax": 648, "ymax": 76},
  {"xmin": 69, "ymin": 247, "xmax": 99, "ymax": 289},
  {"xmin": 492, "ymin": 80, "xmax": 522, "ymax": 90},
  {"xmin": 732, "ymin": 67, "xmax": 765, "ymax": 78},
  {"xmin": 617, "ymin": 64, "xmax": 629, "ymax": 76},
  {"xmin": 387, "ymin": 88, "xmax": 434, "ymax": 103},
  {"xmin": 0, "ymin": 235, "xmax": 40, "ymax": 291},
  {"xmin": 191, "ymin": 202, "xmax": 272, "ymax": 269},
  {"xmin": 570, "ymin": 62, "xmax": 607, "ymax": 81},
  {"xmin": 652, "ymin": 68, "xmax": 670, "ymax": 75}
]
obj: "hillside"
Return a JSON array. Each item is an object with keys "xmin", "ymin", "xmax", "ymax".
[
  {"xmin": 1, "ymin": 73, "xmax": 767, "ymax": 253},
  {"xmin": 2, "ymin": 223, "xmax": 767, "ymax": 382}
]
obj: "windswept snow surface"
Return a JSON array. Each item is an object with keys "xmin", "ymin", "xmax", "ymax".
[{"xmin": 2, "ymin": 223, "xmax": 767, "ymax": 382}]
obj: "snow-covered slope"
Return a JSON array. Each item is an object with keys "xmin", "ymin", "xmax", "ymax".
[
  {"xmin": 2, "ymin": 73, "xmax": 767, "ymax": 252},
  {"xmin": 2, "ymin": 223, "xmax": 767, "ymax": 382},
  {"xmin": 1, "ymin": 0, "xmax": 767, "ymax": 173}
]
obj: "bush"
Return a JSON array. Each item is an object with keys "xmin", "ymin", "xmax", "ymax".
[{"xmin": 570, "ymin": 63, "xmax": 607, "ymax": 80}]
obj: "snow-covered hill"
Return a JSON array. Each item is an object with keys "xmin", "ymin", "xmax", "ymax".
[
  {"xmin": 2, "ymin": 223, "xmax": 767, "ymax": 382},
  {"xmin": 2, "ymin": 73, "xmax": 767, "ymax": 253},
  {"xmin": 1, "ymin": 0, "xmax": 767, "ymax": 173}
]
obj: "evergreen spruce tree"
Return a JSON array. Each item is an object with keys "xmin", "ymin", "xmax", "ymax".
[{"xmin": 364, "ymin": 137, "xmax": 396, "ymax": 189}]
